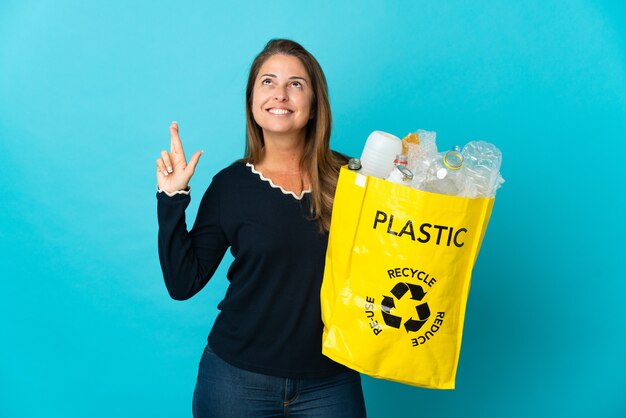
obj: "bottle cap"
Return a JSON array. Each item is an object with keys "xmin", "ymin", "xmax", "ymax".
[
  {"xmin": 394, "ymin": 154, "xmax": 408, "ymax": 165},
  {"xmin": 443, "ymin": 147, "xmax": 463, "ymax": 170},
  {"xmin": 396, "ymin": 165, "xmax": 414, "ymax": 181},
  {"xmin": 348, "ymin": 158, "xmax": 362, "ymax": 170}
]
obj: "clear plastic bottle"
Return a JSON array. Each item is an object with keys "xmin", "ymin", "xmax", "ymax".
[
  {"xmin": 461, "ymin": 141, "xmax": 504, "ymax": 197},
  {"xmin": 386, "ymin": 165, "xmax": 414, "ymax": 185},
  {"xmin": 422, "ymin": 146, "xmax": 470, "ymax": 196},
  {"xmin": 406, "ymin": 131, "xmax": 438, "ymax": 190}
]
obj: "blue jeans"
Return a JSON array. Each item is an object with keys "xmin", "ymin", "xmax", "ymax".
[{"xmin": 192, "ymin": 345, "xmax": 367, "ymax": 418}]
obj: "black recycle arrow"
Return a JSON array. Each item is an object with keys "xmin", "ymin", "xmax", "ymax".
[
  {"xmin": 390, "ymin": 282, "xmax": 426, "ymax": 301},
  {"xmin": 415, "ymin": 302, "xmax": 431, "ymax": 319},
  {"xmin": 382, "ymin": 282, "xmax": 431, "ymax": 332},
  {"xmin": 404, "ymin": 317, "xmax": 428, "ymax": 332},
  {"xmin": 403, "ymin": 302, "xmax": 431, "ymax": 333},
  {"xmin": 381, "ymin": 295, "xmax": 402, "ymax": 328}
]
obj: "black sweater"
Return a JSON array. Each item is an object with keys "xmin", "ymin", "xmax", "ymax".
[{"xmin": 157, "ymin": 161, "xmax": 347, "ymax": 378}]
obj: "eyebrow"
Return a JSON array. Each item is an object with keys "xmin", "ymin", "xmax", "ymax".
[{"xmin": 259, "ymin": 73, "xmax": 308, "ymax": 83}]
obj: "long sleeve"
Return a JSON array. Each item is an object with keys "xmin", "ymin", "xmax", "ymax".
[
  {"xmin": 157, "ymin": 178, "xmax": 229, "ymax": 300},
  {"xmin": 156, "ymin": 162, "xmax": 348, "ymax": 378}
]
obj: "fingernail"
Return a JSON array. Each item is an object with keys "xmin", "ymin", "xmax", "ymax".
[
  {"xmin": 167, "ymin": 166, "xmax": 173, "ymax": 173},
  {"xmin": 172, "ymin": 121, "xmax": 178, "ymax": 125},
  {"xmin": 163, "ymin": 170, "xmax": 169, "ymax": 176}
]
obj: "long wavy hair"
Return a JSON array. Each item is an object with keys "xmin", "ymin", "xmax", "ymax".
[{"xmin": 243, "ymin": 39, "xmax": 347, "ymax": 232}]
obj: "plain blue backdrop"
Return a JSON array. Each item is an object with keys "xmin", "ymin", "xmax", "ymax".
[{"xmin": 1, "ymin": 1, "xmax": 624, "ymax": 417}]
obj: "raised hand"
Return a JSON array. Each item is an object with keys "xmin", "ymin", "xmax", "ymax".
[{"xmin": 156, "ymin": 122, "xmax": 203, "ymax": 193}]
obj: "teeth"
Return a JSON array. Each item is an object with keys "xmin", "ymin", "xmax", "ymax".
[{"xmin": 268, "ymin": 108, "xmax": 291, "ymax": 115}]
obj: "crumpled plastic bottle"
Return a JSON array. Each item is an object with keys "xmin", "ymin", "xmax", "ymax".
[
  {"xmin": 461, "ymin": 141, "xmax": 504, "ymax": 198},
  {"xmin": 405, "ymin": 130, "xmax": 438, "ymax": 190},
  {"xmin": 421, "ymin": 146, "xmax": 475, "ymax": 196}
]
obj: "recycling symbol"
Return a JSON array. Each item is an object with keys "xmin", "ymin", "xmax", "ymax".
[{"xmin": 381, "ymin": 282, "xmax": 431, "ymax": 333}]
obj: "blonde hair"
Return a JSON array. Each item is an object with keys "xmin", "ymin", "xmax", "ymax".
[{"xmin": 243, "ymin": 39, "xmax": 347, "ymax": 232}]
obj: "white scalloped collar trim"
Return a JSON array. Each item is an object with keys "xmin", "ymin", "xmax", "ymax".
[{"xmin": 246, "ymin": 163, "xmax": 311, "ymax": 200}]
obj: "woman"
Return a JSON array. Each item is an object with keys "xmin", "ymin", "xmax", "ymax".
[{"xmin": 155, "ymin": 39, "xmax": 367, "ymax": 417}]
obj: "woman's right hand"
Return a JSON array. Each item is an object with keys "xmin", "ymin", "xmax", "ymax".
[{"xmin": 156, "ymin": 122, "xmax": 203, "ymax": 193}]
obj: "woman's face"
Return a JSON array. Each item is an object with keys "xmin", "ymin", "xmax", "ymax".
[{"xmin": 251, "ymin": 54, "xmax": 314, "ymax": 140}]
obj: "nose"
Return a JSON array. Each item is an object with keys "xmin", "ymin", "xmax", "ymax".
[{"xmin": 274, "ymin": 86, "xmax": 288, "ymax": 101}]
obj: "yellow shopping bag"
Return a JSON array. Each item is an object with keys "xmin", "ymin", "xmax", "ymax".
[{"xmin": 321, "ymin": 166, "xmax": 494, "ymax": 389}]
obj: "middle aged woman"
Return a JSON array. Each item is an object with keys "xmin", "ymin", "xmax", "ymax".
[{"xmin": 156, "ymin": 39, "xmax": 366, "ymax": 417}]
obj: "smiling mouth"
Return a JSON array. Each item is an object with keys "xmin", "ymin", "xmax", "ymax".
[{"xmin": 267, "ymin": 108, "xmax": 292, "ymax": 115}]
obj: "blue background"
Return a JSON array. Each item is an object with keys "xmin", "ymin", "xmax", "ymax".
[{"xmin": 1, "ymin": 1, "xmax": 624, "ymax": 417}]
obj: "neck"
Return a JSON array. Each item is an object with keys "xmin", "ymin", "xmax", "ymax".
[{"xmin": 258, "ymin": 132, "xmax": 306, "ymax": 173}]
